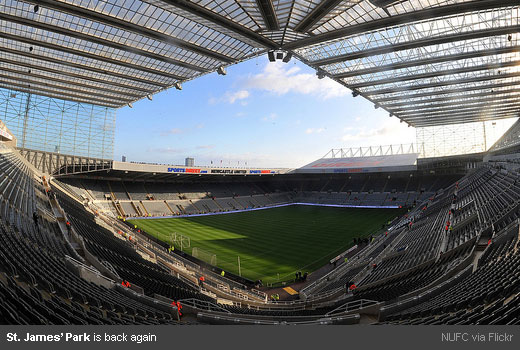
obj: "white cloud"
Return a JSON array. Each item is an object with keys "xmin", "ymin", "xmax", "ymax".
[
  {"xmin": 262, "ymin": 113, "xmax": 278, "ymax": 122},
  {"xmin": 241, "ymin": 62, "xmax": 348, "ymax": 100},
  {"xmin": 228, "ymin": 90, "xmax": 250, "ymax": 103},
  {"xmin": 305, "ymin": 127, "xmax": 325, "ymax": 134},
  {"xmin": 161, "ymin": 128, "xmax": 183, "ymax": 136},
  {"xmin": 196, "ymin": 144, "xmax": 215, "ymax": 150},
  {"xmin": 341, "ymin": 120, "xmax": 416, "ymax": 147},
  {"xmin": 209, "ymin": 90, "xmax": 250, "ymax": 104}
]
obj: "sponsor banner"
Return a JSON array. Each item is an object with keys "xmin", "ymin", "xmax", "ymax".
[
  {"xmin": 211, "ymin": 169, "xmax": 250, "ymax": 174},
  {"xmin": 249, "ymin": 170, "xmax": 275, "ymax": 174},
  {"xmin": 112, "ymin": 162, "xmax": 287, "ymax": 176},
  {"xmin": 166, "ymin": 168, "xmax": 274, "ymax": 175}
]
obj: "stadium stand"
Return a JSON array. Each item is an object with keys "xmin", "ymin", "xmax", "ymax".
[
  {"xmin": 57, "ymin": 172, "xmax": 458, "ymax": 219},
  {"xmin": 2, "ymin": 135, "xmax": 520, "ymax": 324},
  {"xmin": 0, "ymin": 149, "xmax": 184, "ymax": 324},
  {"xmin": 1, "ymin": 0, "xmax": 520, "ymax": 328}
]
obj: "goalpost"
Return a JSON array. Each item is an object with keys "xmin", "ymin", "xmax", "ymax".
[
  {"xmin": 192, "ymin": 247, "xmax": 217, "ymax": 266},
  {"xmin": 169, "ymin": 232, "xmax": 191, "ymax": 251}
]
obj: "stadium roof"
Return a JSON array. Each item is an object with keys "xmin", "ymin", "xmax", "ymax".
[{"xmin": 1, "ymin": 1, "xmax": 519, "ymax": 126}]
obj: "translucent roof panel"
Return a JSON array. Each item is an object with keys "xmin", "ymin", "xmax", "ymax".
[
  {"xmin": 294, "ymin": 3, "xmax": 520, "ymax": 127},
  {"xmin": 1, "ymin": 0, "xmax": 519, "ymax": 126}
]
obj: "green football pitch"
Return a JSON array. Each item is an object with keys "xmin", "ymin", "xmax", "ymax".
[{"xmin": 128, "ymin": 205, "xmax": 404, "ymax": 284}]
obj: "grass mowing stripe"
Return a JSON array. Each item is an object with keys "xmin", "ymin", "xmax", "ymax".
[{"xmin": 129, "ymin": 205, "xmax": 405, "ymax": 284}]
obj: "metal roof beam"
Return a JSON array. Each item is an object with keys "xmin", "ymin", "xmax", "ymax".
[
  {"xmin": 0, "ymin": 44, "xmax": 168, "ymax": 90},
  {"xmin": 0, "ymin": 57, "xmax": 148, "ymax": 96},
  {"xmin": 411, "ymin": 113, "xmax": 517, "ymax": 127},
  {"xmin": 333, "ymin": 46, "xmax": 520, "ymax": 79},
  {"xmin": 0, "ymin": 31, "xmax": 184, "ymax": 81},
  {"xmin": 399, "ymin": 101, "xmax": 520, "ymax": 119},
  {"xmin": 0, "ymin": 70, "xmax": 132, "ymax": 103},
  {"xmin": 256, "ymin": 0, "xmax": 279, "ymax": 31},
  {"xmin": 392, "ymin": 93, "xmax": 520, "ymax": 113},
  {"xmin": 0, "ymin": 61, "xmax": 141, "ymax": 97},
  {"xmin": 293, "ymin": 0, "xmax": 343, "ymax": 33},
  {"xmin": 374, "ymin": 80, "xmax": 520, "ymax": 103},
  {"xmin": 409, "ymin": 113, "xmax": 516, "ymax": 128},
  {"xmin": 0, "ymin": 57, "xmax": 153, "ymax": 94},
  {"xmin": 311, "ymin": 25, "xmax": 520, "ymax": 66},
  {"xmin": 157, "ymin": 0, "xmax": 278, "ymax": 49},
  {"xmin": 347, "ymin": 60, "xmax": 520, "ymax": 89},
  {"xmin": 284, "ymin": 0, "xmax": 520, "ymax": 50},
  {"xmin": 0, "ymin": 80, "xmax": 120, "ymax": 108},
  {"xmin": 20, "ymin": 0, "xmax": 235, "ymax": 64},
  {"xmin": 382, "ymin": 88, "xmax": 520, "ymax": 109},
  {"xmin": 402, "ymin": 105, "xmax": 520, "ymax": 122},
  {"xmin": 0, "ymin": 12, "xmax": 207, "ymax": 73},
  {"xmin": 364, "ymin": 71, "xmax": 520, "ymax": 96},
  {"xmin": 413, "ymin": 110, "xmax": 519, "ymax": 122}
]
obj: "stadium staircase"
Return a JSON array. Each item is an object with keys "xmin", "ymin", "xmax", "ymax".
[
  {"xmin": 164, "ymin": 201, "xmax": 176, "ymax": 215},
  {"xmin": 131, "ymin": 201, "xmax": 143, "ymax": 216},
  {"xmin": 138, "ymin": 201, "xmax": 149, "ymax": 216},
  {"xmin": 188, "ymin": 200, "xmax": 200, "ymax": 213},
  {"xmin": 121, "ymin": 181, "xmax": 133, "ymax": 200},
  {"xmin": 213, "ymin": 198, "xmax": 224, "ymax": 211}
]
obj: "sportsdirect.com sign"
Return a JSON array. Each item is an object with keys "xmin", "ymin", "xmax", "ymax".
[{"xmin": 166, "ymin": 167, "xmax": 275, "ymax": 175}]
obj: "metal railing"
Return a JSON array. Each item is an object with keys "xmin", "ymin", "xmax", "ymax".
[
  {"xmin": 325, "ymin": 299, "xmax": 379, "ymax": 316},
  {"xmin": 323, "ymin": 143, "xmax": 420, "ymax": 158},
  {"xmin": 64, "ymin": 255, "xmax": 115, "ymax": 284},
  {"xmin": 180, "ymin": 298, "xmax": 231, "ymax": 313}
]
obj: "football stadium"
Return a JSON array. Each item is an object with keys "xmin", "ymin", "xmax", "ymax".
[{"xmin": 1, "ymin": 0, "xmax": 520, "ymax": 338}]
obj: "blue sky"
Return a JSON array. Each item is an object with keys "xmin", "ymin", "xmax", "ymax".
[{"xmin": 114, "ymin": 55, "xmax": 512, "ymax": 168}]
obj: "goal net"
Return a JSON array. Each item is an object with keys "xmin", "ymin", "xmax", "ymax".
[
  {"xmin": 169, "ymin": 232, "xmax": 190, "ymax": 250},
  {"xmin": 192, "ymin": 247, "xmax": 217, "ymax": 266}
]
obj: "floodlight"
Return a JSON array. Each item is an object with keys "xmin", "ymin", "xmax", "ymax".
[
  {"xmin": 127, "ymin": 103, "xmax": 133, "ymax": 108},
  {"xmin": 267, "ymin": 51, "xmax": 275, "ymax": 62},
  {"xmin": 282, "ymin": 52, "xmax": 292, "ymax": 63},
  {"xmin": 217, "ymin": 66, "xmax": 227, "ymax": 75},
  {"xmin": 146, "ymin": 95, "xmax": 152, "ymax": 101},
  {"xmin": 174, "ymin": 82, "xmax": 182, "ymax": 90},
  {"xmin": 352, "ymin": 90, "xmax": 359, "ymax": 97}
]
